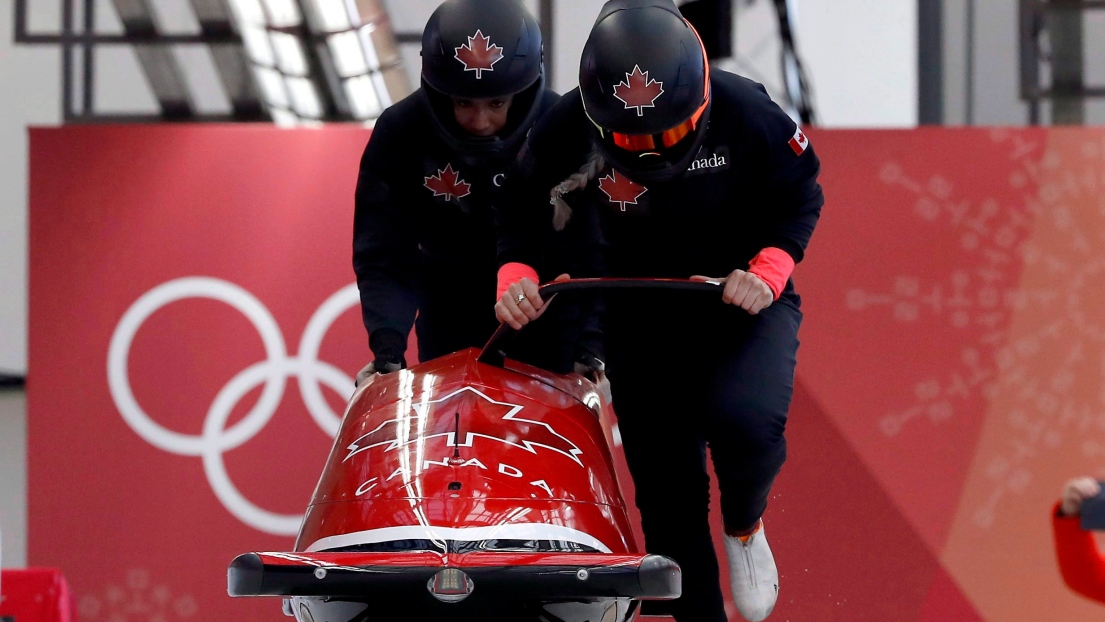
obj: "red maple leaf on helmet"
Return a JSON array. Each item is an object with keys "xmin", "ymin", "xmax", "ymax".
[
  {"xmin": 598, "ymin": 170, "xmax": 647, "ymax": 211},
  {"xmin": 613, "ymin": 65, "xmax": 665, "ymax": 116},
  {"xmin": 424, "ymin": 164, "xmax": 471, "ymax": 201},
  {"xmin": 454, "ymin": 30, "xmax": 504, "ymax": 79}
]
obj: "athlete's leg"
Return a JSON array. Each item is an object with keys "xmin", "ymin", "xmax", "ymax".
[{"xmin": 609, "ymin": 366, "xmax": 727, "ymax": 622}]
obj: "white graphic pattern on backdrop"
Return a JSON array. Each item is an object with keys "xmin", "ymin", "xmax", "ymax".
[
  {"xmin": 107, "ymin": 277, "xmax": 358, "ymax": 535},
  {"xmin": 78, "ymin": 569, "xmax": 197, "ymax": 622},
  {"xmin": 849, "ymin": 131, "xmax": 1105, "ymax": 527}
]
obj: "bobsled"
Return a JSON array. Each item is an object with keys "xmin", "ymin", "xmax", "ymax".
[{"xmin": 228, "ymin": 279, "xmax": 721, "ymax": 622}]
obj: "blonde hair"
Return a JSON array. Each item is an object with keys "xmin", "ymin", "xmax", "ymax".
[{"xmin": 549, "ymin": 149, "xmax": 604, "ymax": 231}]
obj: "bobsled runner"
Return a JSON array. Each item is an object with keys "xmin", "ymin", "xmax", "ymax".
[{"xmin": 228, "ymin": 279, "xmax": 723, "ymax": 622}]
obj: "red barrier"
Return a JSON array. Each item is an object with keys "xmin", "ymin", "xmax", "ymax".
[{"xmin": 0, "ymin": 569, "xmax": 76, "ymax": 622}]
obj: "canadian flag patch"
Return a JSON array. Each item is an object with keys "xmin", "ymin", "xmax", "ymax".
[{"xmin": 788, "ymin": 126, "xmax": 809, "ymax": 156}]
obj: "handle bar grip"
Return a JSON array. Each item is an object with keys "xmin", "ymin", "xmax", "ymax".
[{"xmin": 477, "ymin": 278, "xmax": 723, "ymax": 367}]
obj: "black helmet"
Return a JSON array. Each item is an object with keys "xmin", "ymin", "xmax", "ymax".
[
  {"xmin": 579, "ymin": 0, "xmax": 711, "ymax": 183},
  {"xmin": 420, "ymin": 0, "xmax": 545, "ymax": 163}
]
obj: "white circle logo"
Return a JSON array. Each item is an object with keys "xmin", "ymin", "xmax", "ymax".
[{"xmin": 107, "ymin": 277, "xmax": 358, "ymax": 535}]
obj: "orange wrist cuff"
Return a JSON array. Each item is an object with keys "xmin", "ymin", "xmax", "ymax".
[
  {"xmin": 747, "ymin": 247, "xmax": 795, "ymax": 300},
  {"xmin": 496, "ymin": 262, "xmax": 539, "ymax": 299}
]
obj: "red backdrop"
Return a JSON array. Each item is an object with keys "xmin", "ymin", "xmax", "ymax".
[{"xmin": 27, "ymin": 125, "xmax": 1105, "ymax": 621}]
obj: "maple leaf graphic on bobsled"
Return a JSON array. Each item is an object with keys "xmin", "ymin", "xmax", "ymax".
[{"xmin": 228, "ymin": 279, "xmax": 718, "ymax": 622}]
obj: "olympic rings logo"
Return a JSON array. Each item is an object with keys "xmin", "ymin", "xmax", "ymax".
[{"xmin": 107, "ymin": 277, "xmax": 359, "ymax": 535}]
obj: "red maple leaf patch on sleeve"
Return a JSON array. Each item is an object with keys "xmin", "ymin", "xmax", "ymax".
[
  {"xmin": 454, "ymin": 30, "xmax": 504, "ymax": 79},
  {"xmin": 613, "ymin": 65, "xmax": 665, "ymax": 116},
  {"xmin": 598, "ymin": 170, "xmax": 647, "ymax": 211},
  {"xmin": 424, "ymin": 164, "xmax": 472, "ymax": 201}
]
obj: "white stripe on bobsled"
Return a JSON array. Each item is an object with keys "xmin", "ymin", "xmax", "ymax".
[{"xmin": 305, "ymin": 523, "xmax": 612, "ymax": 554}]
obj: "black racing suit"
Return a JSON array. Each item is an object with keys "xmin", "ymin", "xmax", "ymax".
[
  {"xmin": 353, "ymin": 87, "xmax": 560, "ymax": 368},
  {"xmin": 496, "ymin": 72, "xmax": 823, "ymax": 622}
]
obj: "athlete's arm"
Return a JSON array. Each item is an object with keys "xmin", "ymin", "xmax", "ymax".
[{"xmin": 353, "ymin": 113, "xmax": 420, "ymax": 368}]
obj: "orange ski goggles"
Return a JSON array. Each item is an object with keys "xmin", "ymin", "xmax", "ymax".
[{"xmin": 607, "ymin": 97, "xmax": 709, "ymax": 152}]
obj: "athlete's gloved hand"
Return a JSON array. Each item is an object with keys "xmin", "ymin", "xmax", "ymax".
[
  {"xmin": 691, "ymin": 270, "xmax": 774, "ymax": 315},
  {"xmin": 355, "ymin": 359, "xmax": 403, "ymax": 387},
  {"xmin": 1060, "ymin": 477, "xmax": 1101, "ymax": 517}
]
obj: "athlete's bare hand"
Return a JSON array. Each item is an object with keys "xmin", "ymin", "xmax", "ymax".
[
  {"xmin": 691, "ymin": 270, "xmax": 774, "ymax": 314},
  {"xmin": 495, "ymin": 274, "xmax": 568, "ymax": 329},
  {"xmin": 1060, "ymin": 477, "xmax": 1101, "ymax": 517}
]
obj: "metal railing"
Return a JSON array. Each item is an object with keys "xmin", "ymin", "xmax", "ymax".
[
  {"xmin": 12, "ymin": 0, "xmax": 412, "ymax": 124},
  {"xmin": 1019, "ymin": 0, "xmax": 1105, "ymax": 124}
]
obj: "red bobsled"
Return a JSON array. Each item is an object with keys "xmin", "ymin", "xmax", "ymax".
[{"xmin": 227, "ymin": 280, "xmax": 714, "ymax": 622}]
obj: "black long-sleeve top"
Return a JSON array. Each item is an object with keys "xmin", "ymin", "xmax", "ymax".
[
  {"xmin": 353, "ymin": 87, "xmax": 561, "ymax": 365},
  {"xmin": 495, "ymin": 71, "xmax": 823, "ymax": 355},
  {"xmin": 498, "ymin": 71, "xmax": 821, "ymax": 284}
]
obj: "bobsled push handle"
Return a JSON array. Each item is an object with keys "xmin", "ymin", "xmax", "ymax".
[{"xmin": 477, "ymin": 277, "xmax": 724, "ymax": 367}]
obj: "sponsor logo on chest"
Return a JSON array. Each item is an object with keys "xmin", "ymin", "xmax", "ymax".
[
  {"xmin": 686, "ymin": 146, "xmax": 731, "ymax": 175},
  {"xmin": 424, "ymin": 164, "xmax": 506, "ymax": 203}
]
